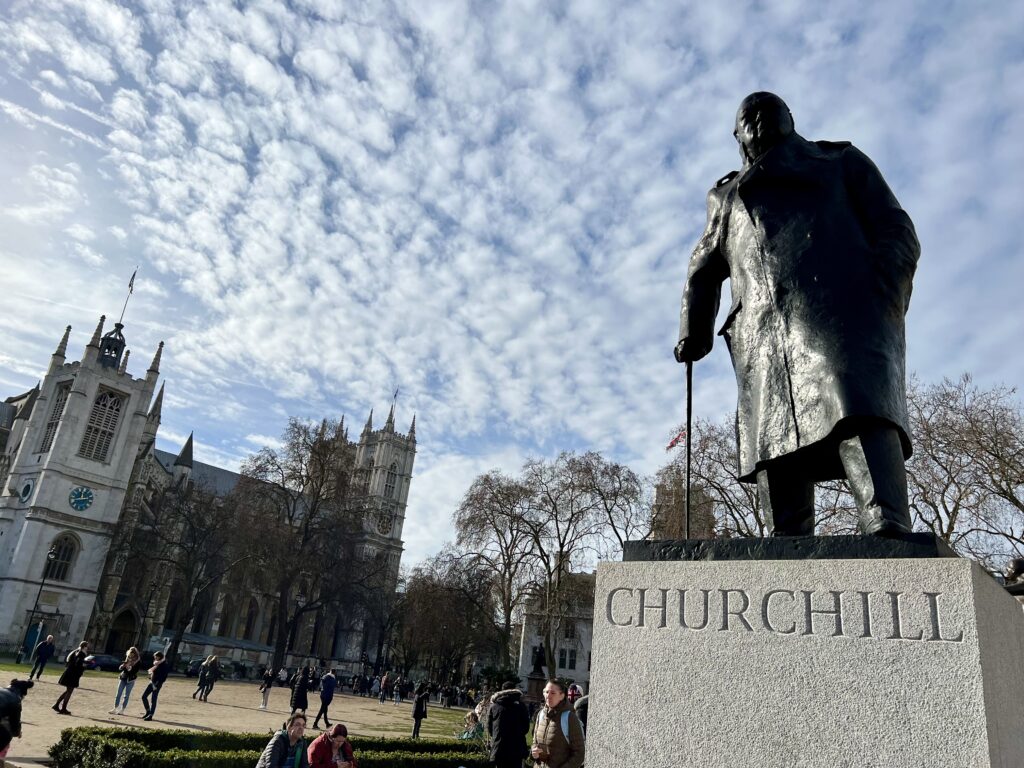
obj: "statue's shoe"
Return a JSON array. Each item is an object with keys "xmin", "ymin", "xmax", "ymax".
[{"xmin": 862, "ymin": 518, "xmax": 912, "ymax": 537}]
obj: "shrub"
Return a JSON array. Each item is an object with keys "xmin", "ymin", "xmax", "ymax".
[{"xmin": 49, "ymin": 727, "xmax": 490, "ymax": 768}]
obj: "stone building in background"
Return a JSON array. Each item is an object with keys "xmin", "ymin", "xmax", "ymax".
[
  {"xmin": 649, "ymin": 472, "xmax": 716, "ymax": 539},
  {"xmin": 0, "ymin": 317, "xmax": 414, "ymax": 674}
]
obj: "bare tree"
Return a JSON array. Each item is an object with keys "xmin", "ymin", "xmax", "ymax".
[
  {"xmin": 452, "ymin": 471, "xmax": 535, "ymax": 667},
  {"xmin": 574, "ymin": 451, "xmax": 651, "ymax": 558},
  {"xmin": 520, "ymin": 452, "xmax": 604, "ymax": 679},
  {"xmin": 236, "ymin": 417, "xmax": 363, "ymax": 670},
  {"xmin": 396, "ymin": 556, "xmax": 495, "ymax": 683},
  {"xmin": 907, "ymin": 375, "xmax": 1024, "ymax": 569},
  {"xmin": 141, "ymin": 481, "xmax": 245, "ymax": 665}
]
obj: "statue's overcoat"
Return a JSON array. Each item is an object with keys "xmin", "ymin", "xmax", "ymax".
[{"xmin": 680, "ymin": 134, "xmax": 919, "ymax": 482}]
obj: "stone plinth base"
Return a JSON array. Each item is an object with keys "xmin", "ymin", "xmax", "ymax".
[{"xmin": 587, "ymin": 557, "xmax": 1024, "ymax": 767}]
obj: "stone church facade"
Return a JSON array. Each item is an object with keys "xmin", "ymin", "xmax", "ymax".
[{"xmin": 0, "ymin": 317, "xmax": 414, "ymax": 672}]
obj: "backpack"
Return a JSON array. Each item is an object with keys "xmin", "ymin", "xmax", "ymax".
[{"xmin": 537, "ymin": 709, "xmax": 571, "ymax": 744}]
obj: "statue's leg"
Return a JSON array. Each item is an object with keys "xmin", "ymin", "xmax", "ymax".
[
  {"xmin": 838, "ymin": 425, "xmax": 912, "ymax": 536},
  {"xmin": 757, "ymin": 466, "xmax": 814, "ymax": 536}
]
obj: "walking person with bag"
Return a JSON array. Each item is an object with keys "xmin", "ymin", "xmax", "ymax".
[
  {"xmin": 109, "ymin": 647, "xmax": 140, "ymax": 715},
  {"xmin": 531, "ymin": 680, "xmax": 585, "ymax": 768},
  {"xmin": 52, "ymin": 641, "xmax": 88, "ymax": 715}
]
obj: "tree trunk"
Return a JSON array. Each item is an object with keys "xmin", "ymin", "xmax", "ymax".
[{"xmin": 272, "ymin": 587, "xmax": 291, "ymax": 671}]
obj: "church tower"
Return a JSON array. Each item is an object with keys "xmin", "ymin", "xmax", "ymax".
[
  {"xmin": 353, "ymin": 402, "xmax": 416, "ymax": 565},
  {"xmin": 0, "ymin": 318, "xmax": 162, "ymax": 652}
]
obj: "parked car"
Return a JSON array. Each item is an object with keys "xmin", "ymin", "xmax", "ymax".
[
  {"xmin": 186, "ymin": 658, "xmax": 203, "ymax": 677},
  {"xmin": 84, "ymin": 653, "xmax": 123, "ymax": 672}
]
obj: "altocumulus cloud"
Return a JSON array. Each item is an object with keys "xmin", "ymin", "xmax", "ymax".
[{"xmin": 0, "ymin": 0, "xmax": 1022, "ymax": 564}]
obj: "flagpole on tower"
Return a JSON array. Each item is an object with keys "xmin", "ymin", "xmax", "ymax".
[{"xmin": 118, "ymin": 267, "xmax": 138, "ymax": 325}]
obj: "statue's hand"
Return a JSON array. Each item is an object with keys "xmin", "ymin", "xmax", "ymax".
[{"xmin": 674, "ymin": 337, "xmax": 710, "ymax": 363}]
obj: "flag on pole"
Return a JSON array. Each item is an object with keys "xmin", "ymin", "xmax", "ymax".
[
  {"xmin": 666, "ymin": 428, "xmax": 686, "ymax": 451},
  {"xmin": 128, "ymin": 268, "xmax": 137, "ymax": 294}
]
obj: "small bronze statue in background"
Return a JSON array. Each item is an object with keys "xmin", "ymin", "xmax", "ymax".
[{"xmin": 675, "ymin": 92, "xmax": 920, "ymax": 537}]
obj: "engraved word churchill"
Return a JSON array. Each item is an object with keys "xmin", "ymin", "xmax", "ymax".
[{"xmin": 605, "ymin": 586, "xmax": 964, "ymax": 643}]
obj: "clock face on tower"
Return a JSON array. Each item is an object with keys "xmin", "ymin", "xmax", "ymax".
[
  {"xmin": 375, "ymin": 510, "xmax": 392, "ymax": 535},
  {"xmin": 68, "ymin": 486, "xmax": 94, "ymax": 512}
]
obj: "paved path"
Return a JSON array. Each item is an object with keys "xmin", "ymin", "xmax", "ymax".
[{"xmin": 4, "ymin": 670, "xmax": 466, "ymax": 766}]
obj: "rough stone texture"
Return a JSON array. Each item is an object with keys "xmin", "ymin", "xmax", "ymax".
[
  {"xmin": 623, "ymin": 533, "xmax": 957, "ymax": 562},
  {"xmin": 588, "ymin": 558, "xmax": 1024, "ymax": 767}
]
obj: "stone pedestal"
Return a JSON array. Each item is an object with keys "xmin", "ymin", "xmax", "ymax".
[{"xmin": 587, "ymin": 557, "xmax": 1024, "ymax": 767}]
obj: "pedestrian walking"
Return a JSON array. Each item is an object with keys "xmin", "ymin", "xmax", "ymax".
[
  {"xmin": 290, "ymin": 665, "xmax": 312, "ymax": 715},
  {"xmin": 411, "ymin": 682, "xmax": 429, "ymax": 739},
  {"xmin": 140, "ymin": 651, "xmax": 169, "ymax": 721},
  {"xmin": 199, "ymin": 655, "xmax": 220, "ymax": 701},
  {"xmin": 392, "ymin": 675, "xmax": 403, "ymax": 705},
  {"xmin": 260, "ymin": 668, "xmax": 276, "ymax": 710},
  {"xmin": 0, "ymin": 679, "xmax": 34, "ymax": 764},
  {"xmin": 573, "ymin": 694, "xmax": 588, "ymax": 736},
  {"xmin": 487, "ymin": 680, "xmax": 530, "ymax": 768},
  {"xmin": 29, "ymin": 636, "xmax": 56, "ymax": 680},
  {"xmin": 52, "ymin": 641, "xmax": 88, "ymax": 715},
  {"xmin": 307, "ymin": 723, "xmax": 357, "ymax": 768},
  {"xmin": 312, "ymin": 668, "xmax": 337, "ymax": 730},
  {"xmin": 256, "ymin": 713, "xmax": 309, "ymax": 768},
  {"xmin": 109, "ymin": 647, "xmax": 140, "ymax": 715}
]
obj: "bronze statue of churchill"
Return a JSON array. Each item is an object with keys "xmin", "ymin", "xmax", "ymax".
[{"xmin": 674, "ymin": 92, "xmax": 920, "ymax": 537}]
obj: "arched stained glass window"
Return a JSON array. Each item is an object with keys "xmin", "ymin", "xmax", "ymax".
[
  {"xmin": 43, "ymin": 534, "xmax": 78, "ymax": 582},
  {"xmin": 384, "ymin": 462, "xmax": 399, "ymax": 499},
  {"xmin": 38, "ymin": 382, "xmax": 71, "ymax": 453},
  {"xmin": 78, "ymin": 391, "xmax": 123, "ymax": 462}
]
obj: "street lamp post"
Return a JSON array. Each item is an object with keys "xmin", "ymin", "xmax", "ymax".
[{"xmin": 18, "ymin": 545, "xmax": 58, "ymax": 663}]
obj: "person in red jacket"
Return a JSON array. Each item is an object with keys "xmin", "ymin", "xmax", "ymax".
[{"xmin": 307, "ymin": 723, "xmax": 356, "ymax": 768}]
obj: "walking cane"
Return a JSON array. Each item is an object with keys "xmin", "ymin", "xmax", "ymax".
[{"xmin": 685, "ymin": 361, "xmax": 693, "ymax": 539}]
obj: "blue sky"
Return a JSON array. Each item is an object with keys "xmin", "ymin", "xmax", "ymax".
[{"xmin": 1, "ymin": 0, "xmax": 1021, "ymax": 566}]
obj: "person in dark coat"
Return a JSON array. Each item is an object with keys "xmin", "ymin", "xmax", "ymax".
[
  {"xmin": 411, "ymin": 683, "xmax": 429, "ymax": 739},
  {"xmin": 573, "ymin": 695, "xmax": 588, "ymax": 736},
  {"xmin": 291, "ymin": 666, "xmax": 312, "ymax": 715},
  {"xmin": 487, "ymin": 680, "xmax": 530, "ymax": 768},
  {"xmin": 675, "ymin": 91, "xmax": 920, "ymax": 537},
  {"xmin": 29, "ymin": 636, "xmax": 55, "ymax": 680},
  {"xmin": 141, "ymin": 651, "xmax": 169, "ymax": 721},
  {"xmin": 52, "ymin": 641, "xmax": 88, "ymax": 714},
  {"xmin": 312, "ymin": 669, "xmax": 337, "ymax": 730},
  {"xmin": 0, "ymin": 679, "xmax": 33, "ymax": 761}
]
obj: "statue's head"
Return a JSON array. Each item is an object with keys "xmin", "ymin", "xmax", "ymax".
[{"xmin": 734, "ymin": 92, "xmax": 794, "ymax": 166}]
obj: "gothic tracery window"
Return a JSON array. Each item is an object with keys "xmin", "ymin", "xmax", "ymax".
[
  {"xmin": 384, "ymin": 462, "xmax": 399, "ymax": 499},
  {"xmin": 43, "ymin": 534, "xmax": 78, "ymax": 582},
  {"xmin": 78, "ymin": 391, "xmax": 123, "ymax": 462},
  {"xmin": 38, "ymin": 382, "xmax": 71, "ymax": 453}
]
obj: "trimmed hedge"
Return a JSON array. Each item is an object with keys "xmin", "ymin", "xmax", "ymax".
[{"xmin": 49, "ymin": 727, "xmax": 490, "ymax": 768}]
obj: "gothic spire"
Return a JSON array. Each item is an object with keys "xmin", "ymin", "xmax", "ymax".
[
  {"xmin": 148, "ymin": 382, "xmax": 164, "ymax": 424},
  {"xmin": 117, "ymin": 349, "xmax": 130, "ymax": 375},
  {"xmin": 408, "ymin": 414, "xmax": 416, "ymax": 440},
  {"xmin": 174, "ymin": 432, "xmax": 193, "ymax": 468},
  {"xmin": 54, "ymin": 325, "xmax": 71, "ymax": 359},
  {"xmin": 148, "ymin": 341, "xmax": 164, "ymax": 374},
  {"xmin": 385, "ymin": 402, "xmax": 395, "ymax": 431},
  {"xmin": 363, "ymin": 409, "xmax": 373, "ymax": 434},
  {"xmin": 88, "ymin": 315, "xmax": 106, "ymax": 348}
]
